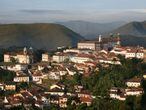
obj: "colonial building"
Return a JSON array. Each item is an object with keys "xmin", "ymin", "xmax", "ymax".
[
  {"xmin": 110, "ymin": 46, "xmax": 127, "ymax": 56},
  {"xmin": 126, "ymin": 77, "xmax": 142, "ymax": 88},
  {"xmin": 77, "ymin": 90, "xmax": 93, "ymax": 106},
  {"xmin": 101, "ymin": 34, "xmax": 121, "ymax": 50},
  {"xmin": 111, "ymin": 46, "xmax": 144, "ymax": 59},
  {"xmin": 0, "ymin": 83, "xmax": 4, "ymax": 90},
  {"xmin": 110, "ymin": 76, "xmax": 144, "ymax": 101},
  {"xmin": 109, "ymin": 87, "xmax": 126, "ymax": 101},
  {"xmin": 143, "ymin": 73, "xmax": 146, "ymax": 79},
  {"xmin": 125, "ymin": 48, "xmax": 144, "ymax": 59},
  {"xmin": 1, "ymin": 64, "xmax": 28, "ymax": 72},
  {"xmin": 32, "ymin": 71, "xmax": 43, "ymax": 84},
  {"xmin": 52, "ymin": 53, "xmax": 69, "ymax": 63},
  {"xmin": 70, "ymin": 54, "xmax": 94, "ymax": 63},
  {"xmin": 98, "ymin": 57, "xmax": 121, "ymax": 65},
  {"xmin": 125, "ymin": 88, "xmax": 144, "ymax": 96},
  {"xmin": 64, "ymin": 48, "xmax": 80, "ymax": 53},
  {"xmin": 14, "ymin": 74, "xmax": 29, "ymax": 83},
  {"xmin": 77, "ymin": 34, "xmax": 120, "ymax": 51},
  {"xmin": 59, "ymin": 95, "xmax": 68, "ymax": 108},
  {"xmin": 50, "ymin": 95, "xmax": 59, "ymax": 105},
  {"xmin": 49, "ymin": 71, "xmax": 60, "ymax": 80},
  {"xmin": 78, "ymin": 40, "xmax": 101, "ymax": 51},
  {"xmin": 5, "ymin": 82, "xmax": 16, "ymax": 91},
  {"xmin": 4, "ymin": 47, "xmax": 33, "ymax": 64},
  {"xmin": 80, "ymin": 96, "xmax": 92, "ymax": 106},
  {"xmin": 42, "ymin": 53, "xmax": 51, "ymax": 62}
]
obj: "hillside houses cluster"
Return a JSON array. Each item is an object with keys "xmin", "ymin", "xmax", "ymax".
[
  {"xmin": 2, "ymin": 83, "xmax": 93, "ymax": 109},
  {"xmin": 110, "ymin": 77, "xmax": 144, "ymax": 101},
  {"xmin": 111, "ymin": 46, "xmax": 144, "ymax": 59},
  {"xmin": 51, "ymin": 47, "xmax": 144, "ymax": 66},
  {"xmin": 51, "ymin": 35, "xmax": 144, "ymax": 65},
  {"xmin": 0, "ymin": 35, "xmax": 146, "ymax": 109}
]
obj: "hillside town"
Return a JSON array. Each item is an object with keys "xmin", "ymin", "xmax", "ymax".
[{"xmin": 0, "ymin": 34, "xmax": 146, "ymax": 110}]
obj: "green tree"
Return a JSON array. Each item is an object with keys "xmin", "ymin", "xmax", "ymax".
[
  {"xmin": 76, "ymin": 103, "xmax": 87, "ymax": 110},
  {"xmin": 10, "ymin": 57, "xmax": 17, "ymax": 63},
  {"xmin": 0, "ymin": 68, "xmax": 16, "ymax": 82}
]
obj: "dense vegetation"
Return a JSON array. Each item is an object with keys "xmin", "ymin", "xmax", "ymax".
[
  {"xmin": 0, "ymin": 68, "xmax": 16, "ymax": 82},
  {"xmin": 59, "ymin": 56, "xmax": 146, "ymax": 110}
]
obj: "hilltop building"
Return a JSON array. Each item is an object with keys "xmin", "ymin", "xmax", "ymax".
[
  {"xmin": 77, "ymin": 40, "xmax": 101, "ymax": 51},
  {"xmin": 77, "ymin": 34, "xmax": 120, "ymax": 51},
  {"xmin": 42, "ymin": 53, "xmax": 51, "ymax": 62}
]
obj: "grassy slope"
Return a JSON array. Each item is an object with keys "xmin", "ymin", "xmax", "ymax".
[
  {"xmin": 113, "ymin": 21, "xmax": 146, "ymax": 36},
  {"xmin": 0, "ymin": 23, "xmax": 84, "ymax": 50},
  {"xmin": 112, "ymin": 21, "xmax": 146, "ymax": 47}
]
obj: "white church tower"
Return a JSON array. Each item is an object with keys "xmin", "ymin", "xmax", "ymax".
[
  {"xmin": 117, "ymin": 33, "xmax": 121, "ymax": 46},
  {"xmin": 99, "ymin": 35, "xmax": 102, "ymax": 42},
  {"xmin": 23, "ymin": 47, "xmax": 27, "ymax": 55}
]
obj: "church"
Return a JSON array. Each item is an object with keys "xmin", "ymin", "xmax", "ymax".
[
  {"xmin": 77, "ymin": 34, "xmax": 121, "ymax": 51},
  {"xmin": 4, "ymin": 47, "xmax": 34, "ymax": 64}
]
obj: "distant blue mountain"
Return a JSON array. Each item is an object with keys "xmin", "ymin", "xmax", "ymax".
[{"xmin": 57, "ymin": 20, "xmax": 126, "ymax": 39}]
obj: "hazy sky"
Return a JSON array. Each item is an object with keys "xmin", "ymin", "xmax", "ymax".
[{"xmin": 0, "ymin": 0, "xmax": 146, "ymax": 23}]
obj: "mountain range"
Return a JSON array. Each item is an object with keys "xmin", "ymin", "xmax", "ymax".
[
  {"xmin": 112, "ymin": 21, "xmax": 146, "ymax": 47},
  {"xmin": 112, "ymin": 21, "xmax": 146, "ymax": 37},
  {"xmin": 57, "ymin": 20, "xmax": 126, "ymax": 39},
  {"xmin": 58, "ymin": 20, "xmax": 146, "ymax": 47},
  {"xmin": 0, "ymin": 21, "xmax": 146, "ymax": 49},
  {"xmin": 0, "ymin": 23, "xmax": 84, "ymax": 50}
]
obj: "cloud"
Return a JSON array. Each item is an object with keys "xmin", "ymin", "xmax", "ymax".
[
  {"xmin": 0, "ymin": 9, "xmax": 146, "ymax": 23},
  {"xmin": 129, "ymin": 9, "xmax": 146, "ymax": 13},
  {"xmin": 20, "ymin": 9, "xmax": 68, "ymax": 14}
]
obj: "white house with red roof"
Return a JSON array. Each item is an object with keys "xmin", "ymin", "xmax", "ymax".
[
  {"xmin": 109, "ymin": 87, "xmax": 126, "ymax": 101},
  {"xmin": 52, "ymin": 52, "xmax": 70, "ymax": 63},
  {"xmin": 14, "ymin": 72, "xmax": 29, "ymax": 83},
  {"xmin": 32, "ymin": 71, "xmax": 43, "ymax": 84},
  {"xmin": 42, "ymin": 53, "xmax": 51, "ymax": 62},
  {"xmin": 126, "ymin": 77, "xmax": 142, "ymax": 88},
  {"xmin": 70, "ymin": 54, "xmax": 94, "ymax": 63},
  {"xmin": 125, "ymin": 88, "xmax": 144, "ymax": 96},
  {"xmin": 143, "ymin": 73, "xmax": 146, "ymax": 79},
  {"xmin": 125, "ymin": 48, "xmax": 144, "ymax": 59}
]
